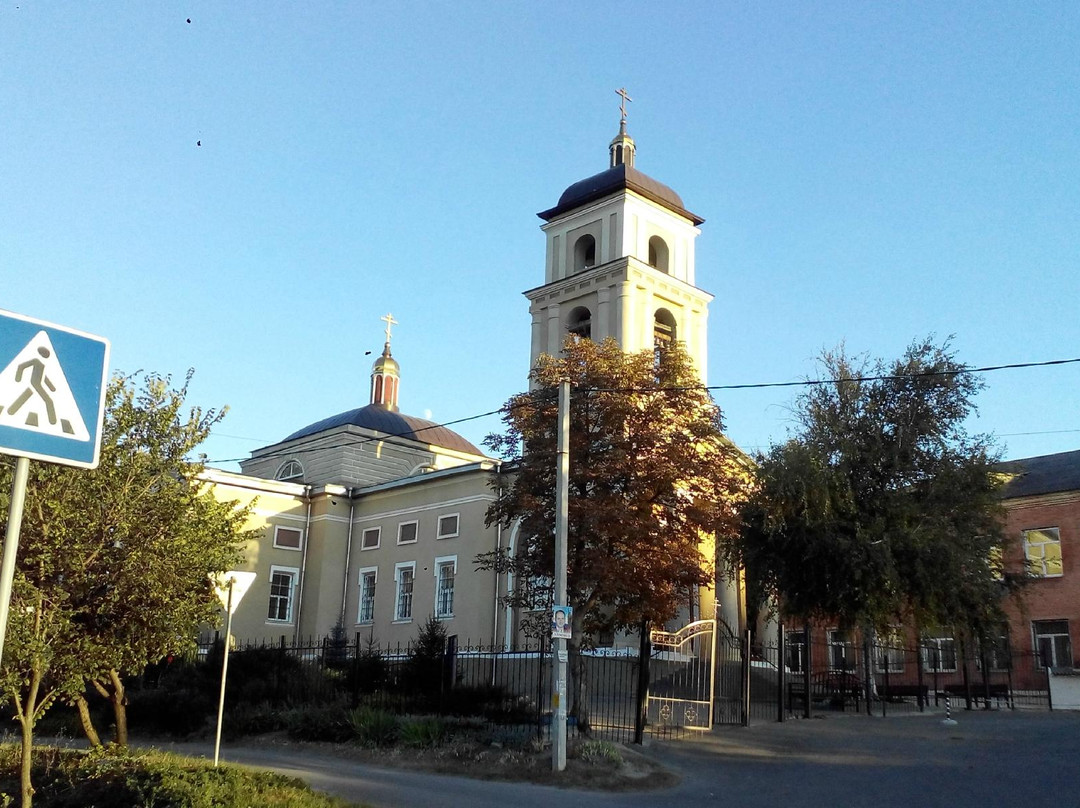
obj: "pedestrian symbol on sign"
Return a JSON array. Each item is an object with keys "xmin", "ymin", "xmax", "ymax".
[{"xmin": 0, "ymin": 331, "xmax": 90, "ymax": 441}]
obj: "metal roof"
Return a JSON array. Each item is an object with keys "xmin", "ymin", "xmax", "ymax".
[
  {"xmin": 996, "ymin": 449, "xmax": 1080, "ymax": 499},
  {"xmin": 538, "ymin": 163, "xmax": 704, "ymax": 225},
  {"xmin": 282, "ymin": 403, "xmax": 483, "ymax": 456}
]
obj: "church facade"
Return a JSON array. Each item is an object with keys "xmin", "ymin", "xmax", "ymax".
[{"xmin": 207, "ymin": 109, "xmax": 743, "ymax": 648}]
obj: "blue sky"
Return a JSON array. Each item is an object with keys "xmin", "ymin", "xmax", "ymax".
[{"xmin": 2, "ymin": 2, "xmax": 1077, "ymax": 471}]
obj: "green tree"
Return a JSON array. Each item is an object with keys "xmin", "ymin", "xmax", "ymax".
[
  {"xmin": 733, "ymin": 338, "xmax": 1015, "ymax": 638},
  {"xmin": 0, "ymin": 372, "xmax": 250, "ymax": 807},
  {"xmin": 478, "ymin": 338, "xmax": 746, "ymax": 730}
]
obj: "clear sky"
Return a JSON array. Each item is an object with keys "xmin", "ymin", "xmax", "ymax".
[{"xmin": 3, "ymin": 2, "xmax": 1077, "ymax": 472}]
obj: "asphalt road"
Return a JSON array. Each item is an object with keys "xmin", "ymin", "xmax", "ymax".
[{"xmin": 159, "ymin": 710, "xmax": 1080, "ymax": 807}]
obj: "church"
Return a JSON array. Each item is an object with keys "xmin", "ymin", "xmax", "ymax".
[{"xmin": 207, "ymin": 102, "xmax": 745, "ymax": 648}]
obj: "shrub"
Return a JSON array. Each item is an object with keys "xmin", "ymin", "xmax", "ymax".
[
  {"xmin": 348, "ymin": 706, "xmax": 399, "ymax": 747},
  {"xmin": 576, "ymin": 739, "xmax": 623, "ymax": 766},
  {"xmin": 399, "ymin": 717, "xmax": 447, "ymax": 748},
  {"xmin": 127, "ymin": 687, "xmax": 215, "ymax": 738},
  {"xmin": 401, "ymin": 616, "xmax": 449, "ymax": 709},
  {"xmin": 348, "ymin": 635, "xmax": 388, "ymax": 695},
  {"xmin": 284, "ymin": 706, "xmax": 354, "ymax": 743}
]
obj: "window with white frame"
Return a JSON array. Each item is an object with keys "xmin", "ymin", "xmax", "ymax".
[
  {"xmin": 785, "ymin": 630, "xmax": 807, "ymax": 674},
  {"xmin": 827, "ymin": 628, "xmax": 856, "ymax": 672},
  {"xmin": 437, "ymin": 514, "xmax": 459, "ymax": 539},
  {"xmin": 435, "ymin": 556, "xmax": 456, "ymax": 618},
  {"xmin": 267, "ymin": 566, "xmax": 299, "ymax": 623},
  {"xmin": 397, "ymin": 520, "xmax": 418, "ymax": 545},
  {"xmin": 921, "ymin": 631, "xmax": 958, "ymax": 672},
  {"xmin": 873, "ymin": 627, "xmax": 905, "ymax": 674},
  {"xmin": 1033, "ymin": 619, "xmax": 1072, "ymax": 669},
  {"xmin": 361, "ymin": 527, "xmax": 381, "ymax": 550},
  {"xmin": 394, "ymin": 562, "xmax": 415, "ymax": 622},
  {"xmin": 357, "ymin": 567, "xmax": 377, "ymax": 624},
  {"xmin": 274, "ymin": 459, "xmax": 304, "ymax": 481},
  {"xmin": 1024, "ymin": 528, "xmax": 1063, "ymax": 578},
  {"xmin": 273, "ymin": 525, "xmax": 303, "ymax": 551},
  {"xmin": 976, "ymin": 629, "xmax": 1011, "ymax": 672}
]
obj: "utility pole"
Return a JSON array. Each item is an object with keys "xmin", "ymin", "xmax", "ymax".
[{"xmin": 552, "ymin": 379, "xmax": 570, "ymax": 771}]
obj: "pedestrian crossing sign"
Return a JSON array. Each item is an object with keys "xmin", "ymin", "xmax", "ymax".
[{"xmin": 0, "ymin": 310, "xmax": 109, "ymax": 469}]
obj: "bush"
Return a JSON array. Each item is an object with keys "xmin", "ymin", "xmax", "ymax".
[
  {"xmin": 576, "ymin": 739, "xmax": 623, "ymax": 766},
  {"xmin": 284, "ymin": 706, "xmax": 354, "ymax": 743},
  {"xmin": 127, "ymin": 688, "xmax": 215, "ymax": 738},
  {"xmin": 401, "ymin": 616, "xmax": 449, "ymax": 709},
  {"xmin": 399, "ymin": 717, "xmax": 447, "ymax": 748},
  {"xmin": 347, "ymin": 706, "xmax": 399, "ymax": 747}
]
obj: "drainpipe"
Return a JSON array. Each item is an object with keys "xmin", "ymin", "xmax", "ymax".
[
  {"xmin": 491, "ymin": 463, "xmax": 502, "ymax": 650},
  {"xmin": 339, "ymin": 487, "xmax": 356, "ymax": 627},
  {"xmin": 292, "ymin": 488, "xmax": 314, "ymax": 644}
]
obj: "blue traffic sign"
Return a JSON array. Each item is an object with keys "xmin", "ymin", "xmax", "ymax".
[{"xmin": 0, "ymin": 310, "xmax": 110, "ymax": 469}]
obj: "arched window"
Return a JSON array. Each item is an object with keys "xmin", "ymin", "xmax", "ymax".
[
  {"xmin": 567, "ymin": 306, "xmax": 592, "ymax": 340},
  {"xmin": 573, "ymin": 234, "xmax": 596, "ymax": 272},
  {"xmin": 653, "ymin": 308, "xmax": 677, "ymax": 349},
  {"xmin": 275, "ymin": 459, "xmax": 304, "ymax": 482},
  {"xmin": 648, "ymin": 236, "xmax": 669, "ymax": 273}
]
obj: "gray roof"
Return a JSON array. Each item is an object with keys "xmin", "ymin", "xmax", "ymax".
[
  {"xmin": 282, "ymin": 404, "xmax": 483, "ymax": 456},
  {"xmin": 538, "ymin": 163, "xmax": 704, "ymax": 225},
  {"xmin": 996, "ymin": 449, "xmax": 1080, "ymax": 499}
]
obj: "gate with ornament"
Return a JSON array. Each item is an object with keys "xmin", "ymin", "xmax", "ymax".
[{"xmin": 646, "ymin": 619, "xmax": 717, "ymax": 732}]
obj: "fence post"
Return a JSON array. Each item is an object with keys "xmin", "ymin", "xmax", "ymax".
[
  {"xmin": 862, "ymin": 632, "xmax": 872, "ymax": 716},
  {"xmin": 741, "ymin": 629, "xmax": 751, "ymax": 727},
  {"xmin": 777, "ymin": 622, "xmax": 786, "ymax": 723},
  {"xmin": 634, "ymin": 620, "xmax": 650, "ymax": 744},
  {"xmin": 916, "ymin": 642, "xmax": 925, "ymax": 711},
  {"xmin": 803, "ymin": 624, "xmax": 812, "ymax": 719},
  {"xmin": 960, "ymin": 634, "xmax": 973, "ymax": 711}
]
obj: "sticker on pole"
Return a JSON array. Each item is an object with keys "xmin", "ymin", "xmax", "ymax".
[{"xmin": 0, "ymin": 310, "xmax": 109, "ymax": 469}]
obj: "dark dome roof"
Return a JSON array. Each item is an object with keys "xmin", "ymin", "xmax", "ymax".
[
  {"xmin": 282, "ymin": 404, "xmax": 483, "ymax": 456},
  {"xmin": 538, "ymin": 163, "xmax": 704, "ymax": 225}
]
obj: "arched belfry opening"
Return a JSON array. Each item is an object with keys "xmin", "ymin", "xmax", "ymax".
[
  {"xmin": 567, "ymin": 306, "xmax": 593, "ymax": 340},
  {"xmin": 648, "ymin": 236, "xmax": 670, "ymax": 273},
  {"xmin": 653, "ymin": 308, "xmax": 677, "ymax": 347},
  {"xmin": 573, "ymin": 234, "xmax": 596, "ymax": 272}
]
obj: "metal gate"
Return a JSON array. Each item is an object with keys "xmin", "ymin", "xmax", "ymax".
[{"xmin": 646, "ymin": 620, "xmax": 717, "ymax": 731}]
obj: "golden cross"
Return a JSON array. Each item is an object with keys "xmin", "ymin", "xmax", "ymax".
[
  {"xmin": 616, "ymin": 87, "xmax": 632, "ymax": 124},
  {"xmin": 381, "ymin": 312, "xmax": 398, "ymax": 343}
]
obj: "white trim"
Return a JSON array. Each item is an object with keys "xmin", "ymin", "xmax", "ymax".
[
  {"xmin": 397, "ymin": 519, "xmax": 419, "ymax": 545},
  {"xmin": 266, "ymin": 565, "xmax": 300, "ymax": 624},
  {"xmin": 1023, "ymin": 526, "xmax": 1063, "ymax": 578},
  {"xmin": 272, "ymin": 525, "xmax": 304, "ymax": 551},
  {"xmin": 357, "ymin": 566, "xmax": 378, "ymax": 624},
  {"xmin": 394, "ymin": 561, "xmax": 416, "ymax": 622},
  {"xmin": 437, "ymin": 513, "xmax": 460, "ymax": 540},
  {"xmin": 360, "ymin": 526, "xmax": 381, "ymax": 551},
  {"xmin": 351, "ymin": 494, "xmax": 493, "ymax": 524},
  {"xmin": 434, "ymin": 555, "xmax": 457, "ymax": 619}
]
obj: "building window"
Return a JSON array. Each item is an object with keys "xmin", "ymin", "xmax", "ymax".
[
  {"xmin": 921, "ymin": 631, "xmax": 958, "ymax": 672},
  {"xmin": 274, "ymin": 460, "xmax": 304, "ymax": 481},
  {"xmin": 1024, "ymin": 528, "xmax": 1062, "ymax": 577},
  {"xmin": 977, "ymin": 630, "xmax": 1011, "ymax": 672},
  {"xmin": 394, "ymin": 563, "xmax": 415, "ymax": 622},
  {"xmin": 358, "ymin": 568, "xmax": 377, "ymax": 624},
  {"xmin": 437, "ymin": 514, "xmax": 459, "ymax": 540},
  {"xmin": 435, "ymin": 556, "xmax": 456, "ymax": 618},
  {"xmin": 874, "ymin": 627, "xmax": 905, "ymax": 674},
  {"xmin": 273, "ymin": 526, "xmax": 303, "ymax": 551},
  {"xmin": 267, "ymin": 566, "xmax": 298, "ymax": 623},
  {"xmin": 653, "ymin": 308, "xmax": 677, "ymax": 354},
  {"xmin": 827, "ymin": 628, "xmax": 856, "ymax": 672},
  {"xmin": 647, "ymin": 235, "xmax": 669, "ymax": 272},
  {"xmin": 567, "ymin": 306, "xmax": 592, "ymax": 340},
  {"xmin": 785, "ymin": 630, "xmax": 807, "ymax": 674},
  {"xmin": 1033, "ymin": 620, "xmax": 1072, "ymax": 669},
  {"xmin": 397, "ymin": 521, "xmax": 418, "ymax": 545},
  {"xmin": 361, "ymin": 527, "xmax": 380, "ymax": 550},
  {"xmin": 573, "ymin": 234, "xmax": 596, "ymax": 272}
]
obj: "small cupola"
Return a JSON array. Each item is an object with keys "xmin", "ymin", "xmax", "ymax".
[
  {"xmin": 370, "ymin": 313, "xmax": 400, "ymax": 412},
  {"xmin": 609, "ymin": 87, "xmax": 636, "ymax": 168}
]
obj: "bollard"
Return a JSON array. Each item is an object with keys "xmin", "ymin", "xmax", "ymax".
[{"xmin": 942, "ymin": 695, "xmax": 958, "ymax": 726}]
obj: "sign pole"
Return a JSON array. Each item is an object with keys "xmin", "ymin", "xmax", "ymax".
[
  {"xmin": 213, "ymin": 580, "xmax": 234, "ymax": 767},
  {"xmin": 552, "ymin": 379, "xmax": 569, "ymax": 772},
  {"xmin": 0, "ymin": 456, "xmax": 31, "ymax": 666}
]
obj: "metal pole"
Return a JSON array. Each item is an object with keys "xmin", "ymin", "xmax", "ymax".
[
  {"xmin": 552, "ymin": 379, "xmax": 569, "ymax": 772},
  {"xmin": 777, "ymin": 622, "xmax": 785, "ymax": 723},
  {"xmin": 213, "ymin": 580, "xmax": 234, "ymax": 767},
  {"xmin": 0, "ymin": 456, "xmax": 31, "ymax": 668},
  {"xmin": 634, "ymin": 620, "xmax": 650, "ymax": 744}
]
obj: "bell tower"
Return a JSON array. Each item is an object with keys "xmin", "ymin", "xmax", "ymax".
[{"xmin": 525, "ymin": 91, "xmax": 713, "ymax": 382}]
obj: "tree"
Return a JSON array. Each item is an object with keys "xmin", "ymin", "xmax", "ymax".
[
  {"xmin": 478, "ymin": 337, "xmax": 746, "ymax": 729},
  {"xmin": 0, "ymin": 372, "xmax": 251, "ymax": 807},
  {"xmin": 733, "ymin": 338, "xmax": 1015, "ymax": 639}
]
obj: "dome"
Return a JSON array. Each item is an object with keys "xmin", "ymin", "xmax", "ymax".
[
  {"xmin": 282, "ymin": 403, "xmax": 483, "ymax": 456},
  {"xmin": 538, "ymin": 163, "xmax": 704, "ymax": 225},
  {"xmin": 371, "ymin": 351, "xmax": 399, "ymax": 376}
]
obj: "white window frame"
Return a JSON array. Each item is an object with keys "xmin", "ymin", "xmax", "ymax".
[
  {"xmin": 873, "ymin": 627, "xmax": 905, "ymax": 674},
  {"xmin": 361, "ymin": 526, "xmax": 381, "ymax": 551},
  {"xmin": 274, "ymin": 459, "xmax": 304, "ymax": 481},
  {"xmin": 1023, "ymin": 527, "xmax": 1063, "ymax": 578},
  {"xmin": 785, "ymin": 630, "xmax": 807, "ymax": 674},
  {"xmin": 266, "ymin": 565, "xmax": 299, "ymax": 624},
  {"xmin": 357, "ymin": 566, "xmax": 377, "ymax": 624},
  {"xmin": 921, "ymin": 632, "xmax": 958, "ymax": 673},
  {"xmin": 272, "ymin": 525, "xmax": 304, "ymax": 551},
  {"xmin": 437, "ymin": 513, "xmax": 460, "ymax": 540},
  {"xmin": 397, "ymin": 520, "xmax": 419, "ymax": 545},
  {"xmin": 394, "ymin": 562, "xmax": 416, "ymax": 623},
  {"xmin": 1032, "ymin": 619, "xmax": 1072, "ymax": 669},
  {"xmin": 827, "ymin": 628, "xmax": 856, "ymax": 672},
  {"xmin": 434, "ymin": 555, "xmax": 457, "ymax": 619}
]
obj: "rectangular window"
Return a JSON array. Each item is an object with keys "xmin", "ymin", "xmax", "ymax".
[
  {"xmin": 397, "ymin": 520, "xmax": 418, "ymax": 545},
  {"xmin": 977, "ymin": 631, "xmax": 1011, "ymax": 672},
  {"xmin": 785, "ymin": 630, "xmax": 807, "ymax": 674},
  {"xmin": 827, "ymin": 628, "xmax": 856, "ymax": 672},
  {"xmin": 921, "ymin": 631, "xmax": 958, "ymax": 672},
  {"xmin": 1033, "ymin": 619, "xmax": 1072, "ymax": 669},
  {"xmin": 361, "ymin": 527, "xmax": 381, "ymax": 550},
  {"xmin": 435, "ymin": 556, "xmax": 456, "ymax": 618},
  {"xmin": 273, "ymin": 526, "xmax": 303, "ymax": 550},
  {"xmin": 874, "ymin": 627, "xmax": 905, "ymax": 674},
  {"xmin": 358, "ymin": 568, "xmax": 377, "ymax": 624},
  {"xmin": 1024, "ymin": 528, "xmax": 1063, "ymax": 577},
  {"xmin": 395, "ymin": 563, "xmax": 415, "ymax": 622},
  {"xmin": 437, "ymin": 514, "xmax": 459, "ymax": 539},
  {"xmin": 267, "ymin": 566, "xmax": 298, "ymax": 623}
]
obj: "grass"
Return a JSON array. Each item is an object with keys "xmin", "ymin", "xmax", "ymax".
[{"xmin": 0, "ymin": 744, "xmax": 354, "ymax": 808}]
